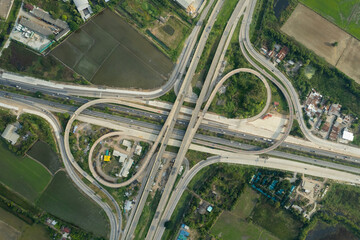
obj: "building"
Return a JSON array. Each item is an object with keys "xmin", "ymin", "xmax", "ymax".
[
  {"xmin": 304, "ymin": 90, "xmax": 322, "ymax": 118},
  {"xmin": 276, "ymin": 46, "xmax": 289, "ymax": 62},
  {"xmin": 134, "ymin": 145, "xmax": 142, "ymax": 156},
  {"xmin": 103, "ymin": 155, "xmax": 110, "ymax": 162},
  {"xmin": 113, "ymin": 150, "xmax": 127, "ymax": 163},
  {"xmin": 19, "ymin": 17, "xmax": 53, "ymax": 36},
  {"xmin": 1, "ymin": 123, "xmax": 20, "ymax": 145},
  {"xmin": 342, "ymin": 128, "xmax": 354, "ymax": 141},
  {"xmin": 30, "ymin": 7, "xmax": 70, "ymax": 41},
  {"xmin": 122, "ymin": 139, "xmax": 132, "ymax": 151},
  {"xmin": 73, "ymin": 0, "xmax": 93, "ymax": 21},
  {"xmin": 119, "ymin": 158, "xmax": 134, "ymax": 178},
  {"xmin": 124, "ymin": 200, "xmax": 132, "ymax": 212},
  {"xmin": 206, "ymin": 205, "xmax": 213, "ymax": 213}
]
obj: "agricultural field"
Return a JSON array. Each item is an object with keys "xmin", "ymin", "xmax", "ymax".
[
  {"xmin": 299, "ymin": 0, "xmax": 360, "ymax": 40},
  {"xmin": 0, "ymin": 208, "xmax": 49, "ymax": 240},
  {"xmin": 36, "ymin": 171, "xmax": 109, "ymax": 237},
  {"xmin": 27, "ymin": 141, "xmax": 62, "ymax": 174},
  {"xmin": 0, "ymin": 143, "xmax": 52, "ymax": 203},
  {"xmin": 281, "ymin": 4, "xmax": 360, "ymax": 83},
  {"xmin": 51, "ymin": 9, "xmax": 173, "ymax": 89},
  {"xmin": 211, "ymin": 186, "xmax": 278, "ymax": 240}
]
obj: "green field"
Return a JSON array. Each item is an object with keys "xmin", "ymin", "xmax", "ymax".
[
  {"xmin": 36, "ymin": 171, "xmax": 109, "ymax": 237},
  {"xmin": 27, "ymin": 141, "xmax": 62, "ymax": 174},
  {"xmin": 0, "ymin": 143, "xmax": 52, "ymax": 203},
  {"xmin": 211, "ymin": 186, "xmax": 278, "ymax": 240},
  {"xmin": 252, "ymin": 198, "xmax": 303, "ymax": 240},
  {"xmin": 300, "ymin": 0, "xmax": 360, "ymax": 40}
]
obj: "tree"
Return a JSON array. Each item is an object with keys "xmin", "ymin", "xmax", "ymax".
[
  {"xmin": 332, "ymin": 41, "xmax": 338, "ymax": 47},
  {"xmin": 61, "ymin": 15, "xmax": 68, "ymax": 21},
  {"xmin": 164, "ymin": 220, "xmax": 173, "ymax": 229}
]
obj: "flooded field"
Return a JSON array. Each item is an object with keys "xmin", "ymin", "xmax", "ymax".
[
  {"xmin": 306, "ymin": 221, "xmax": 358, "ymax": 240},
  {"xmin": 51, "ymin": 9, "xmax": 173, "ymax": 89}
]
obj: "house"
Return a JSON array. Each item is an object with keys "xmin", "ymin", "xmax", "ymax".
[
  {"xmin": 119, "ymin": 158, "xmax": 134, "ymax": 177},
  {"xmin": 206, "ymin": 205, "xmax": 213, "ymax": 213},
  {"xmin": 73, "ymin": 0, "xmax": 93, "ymax": 21},
  {"xmin": 1, "ymin": 123, "xmax": 20, "ymax": 145},
  {"xmin": 134, "ymin": 145, "xmax": 142, "ymax": 156},
  {"xmin": 276, "ymin": 46, "xmax": 289, "ymax": 62},
  {"xmin": 113, "ymin": 150, "xmax": 127, "ymax": 163},
  {"xmin": 124, "ymin": 200, "xmax": 133, "ymax": 211},
  {"xmin": 122, "ymin": 139, "xmax": 132, "ymax": 151},
  {"xmin": 103, "ymin": 155, "xmax": 110, "ymax": 162},
  {"xmin": 342, "ymin": 128, "xmax": 354, "ymax": 141}
]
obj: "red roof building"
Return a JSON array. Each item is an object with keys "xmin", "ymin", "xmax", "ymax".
[{"xmin": 276, "ymin": 46, "xmax": 289, "ymax": 61}]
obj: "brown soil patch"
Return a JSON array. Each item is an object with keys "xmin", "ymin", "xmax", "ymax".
[{"xmin": 281, "ymin": 4, "xmax": 360, "ymax": 84}]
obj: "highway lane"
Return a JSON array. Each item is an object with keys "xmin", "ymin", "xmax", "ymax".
[
  {"xmin": 1, "ymin": 85, "xmax": 358, "ymax": 163},
  {"xmin": 146, "ymin": 1, "xmax": 249, "ymax": 238},
  {"xmin": 0, "ymin": 98, "xmax": 121, "ymax": 240},
  {"xmin": 240, "ymin": 0, "xmax": 360, "ymax": 158},
  {"xmin": 123, "ymin": 0, "xmax": 223, "ymax": 238},
  {"xmin": 2, "ymin": 89, "xmax": 359, "ymax": 165}
]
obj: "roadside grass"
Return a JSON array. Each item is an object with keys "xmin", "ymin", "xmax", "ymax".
[
  {"xmin": 185, "ymin": 150, "xmax": 213, "ymax": 168},
  {"xmin": 269, "ymin": 81, "xmax": 289, "ymax": 114},
  {"xmin": 27, "ymin": 141, "xmax": 63, "ymax": 174},
  {"xmin": 299, "ymin": 0, "xmax": 360, "ymax": 40},
  {"xmin": 134, "ymin": 190, "xmax": 161, "ymax": 240},
  {"xmin": 36, "ymin": 171, "xmax": 109, "ymax": 237},
  {"xmin": 194, "ymin": 0, "xmax": 239, "ymax": 86},
  {"xmin": 252, "ymin": 197, "xmax": 303, "ymax": 240},
  {"xmin": 0, "ymin": 143, "xmax": 52, "ymax": 203},
  {"xmin": 161, "ymin": 190, "xmax": 191, "ymax": 240}
]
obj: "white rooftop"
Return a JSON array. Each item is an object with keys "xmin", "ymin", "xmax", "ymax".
[
  {"xmin": 1, "ymin": 124, "xmax": 20, "ymax": 145},
  {"xmin": 134, "ymin": 145, "xmax": 142, "ymax": 156},
  {"xmin": 176, "ymin": 0, "xmax": 193, "ymax": 9},
  {"xmin": 342, "ymin": 128, "xmax": 354, "ymax": 141},
  {"xmin": 119, "ymin": 158, "xmax": 134, "ymax": 178}
]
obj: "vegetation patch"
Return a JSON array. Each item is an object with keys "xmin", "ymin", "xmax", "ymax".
[
  {"xmin": 0, "ymin": 41, "xmax": 85, "ymax": 84},
  {"xmin": 0, "ymin": 143, "xmax": 52, "ymax": 203},
  {"xmin": 134, "ymin": 190, "xmax": 161, "ymax": 240},
  {"xmin": 209, "ymin": 72, "xmax": 267, "ymax": 118},
  {"xmin": 36, "ymin": 171, "xmax": 109, "ymax": 237},
  {"xmin": 185, "ymin": 150, "xmax": 213, "ymax": 168}
]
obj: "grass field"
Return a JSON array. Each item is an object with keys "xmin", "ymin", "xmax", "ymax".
[
  {"xmin": 27, "ymin": 141, "xmax": 62, "ymax": 174},
  {"xmin": 0, "ymin": 208, "xmax": 49, "ymax": 240},
  {"xmin": 150, "ymin": 16, "xmax": 190, "ymax": 49},
  {"xmin": 0, "ymin": 143, "xmax": 52, "ymax": 203},
  {"xmin": 37, "ymin": 171, "xmax": 109, "ymax": 237},
  {"xmin": 300, "ymin": 0, "xmax": 360, "ymax": 40},
  {"xmin": 211, "ymin": 186, "xmax": 278, "ymax": 240},
  {"xmin": 51, "ymin": 9, "xmax": 173, "ymax": 89},
  {"xmin": 252, "ymin": 198, "xmax": 303, "ymax": 240}
]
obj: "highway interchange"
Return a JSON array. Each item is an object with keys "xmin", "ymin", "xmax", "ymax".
[{"xmin": 0, "ymin": 0, "xmax": 360, "ymax": 239}]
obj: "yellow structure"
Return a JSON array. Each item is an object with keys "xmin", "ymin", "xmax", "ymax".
[{"xmin": 104, "ymin": 155, "xmax": 111, "ymax": 162}]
